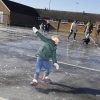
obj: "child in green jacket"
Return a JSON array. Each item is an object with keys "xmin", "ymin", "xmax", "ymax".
[{"xmin": 30, "ymin": 27, "xmax": 60, "ymax": 87}]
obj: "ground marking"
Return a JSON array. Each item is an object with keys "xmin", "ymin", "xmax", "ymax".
[
  {"xmin": 28, "ymin": 55, "xmax": 100, "ymax": 73},
  {"xmin": 58, "ymin": 61, "xmax": 100, "ymax": 72},
  {"xmin": 90, "ymin": 37, "xmax": 100, "ymax": 50}
]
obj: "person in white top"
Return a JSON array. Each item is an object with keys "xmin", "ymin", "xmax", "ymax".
[
  {"xmin": 68, "ymin": 20, "xmax": 78, "ymax": 41},
  {"xmin": 39, "ymin": 23, "xmax": 44, "ymax": 33}
]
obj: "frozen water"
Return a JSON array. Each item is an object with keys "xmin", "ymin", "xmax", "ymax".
[{"xmin": 0, "ymin": 26, "xmax": 100, "ymax": 100}]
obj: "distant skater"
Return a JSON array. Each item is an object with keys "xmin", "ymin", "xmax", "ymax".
[
  {"xmin": 46, "ymin": 20, "xmax": 50, "ymax": 32},
  {"xmin": 96, "ymin": 24, "xmax": 100, "ymax": 36},
  {"xmin": 83, "ymin": 20, "xmax": 93, "ymax": 45},
  {"xmin": 39, "ymin": 23, "xmax": 44, "ymax": 34},
  {"xmin": 68, "ymin": 20, "xmax": 78, "ymax": 41}
]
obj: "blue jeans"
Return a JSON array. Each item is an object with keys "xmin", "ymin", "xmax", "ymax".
[
  {"xmin": 85, "ymin": 32, "xmax": 90, "ymax": 38},
  {"xmin": 34, "ymin": 56, "xmax": 51, "ymax": 80}
]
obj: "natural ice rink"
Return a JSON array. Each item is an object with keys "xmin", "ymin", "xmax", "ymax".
[{"xmin": 0, "ymin": 26, "xmax": 100, "ymax": 100}]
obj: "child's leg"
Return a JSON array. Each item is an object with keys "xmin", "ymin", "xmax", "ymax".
[
  {"xmin": 42, "ymin": 61, "xmax": 52, "ymax": 83},
  {"xmin": 34, "ymin": 57, "xmax": 43, "ymax": 80},
  {"xmin": 30, "ymin": 57, "xmax": 43, "ymax": 86},
  {"xmin": 43, "ymin": 61, "xmax": 51, "ymax": 77}
]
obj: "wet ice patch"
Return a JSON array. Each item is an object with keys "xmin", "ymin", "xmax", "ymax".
[
  {"xmin": 96, "ymin": 95, "xmax": 100, "ymax": 96},
  {"xmin": 55, "ymin": 97, "xmax": 58, "ymax": 99},
  {"xmin": 0, "ymin": 97, "xmax": 8, "ymax": 100},
  {"xmin": 65, "ymin": 72, "xmax": 68, "ymax": 74}
]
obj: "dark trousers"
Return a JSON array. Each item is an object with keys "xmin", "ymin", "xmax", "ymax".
[
  {"xmin": 83, "ymin": 38, "xmax": 90, "ymax": 45},
  {"xmin": 68, "ymin": 32, "xmax": 76, "ymax": 40}
]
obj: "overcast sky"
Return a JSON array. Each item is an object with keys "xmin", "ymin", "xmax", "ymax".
[{"xmin": 10, "ymin": 0, "xmax": 100, "ymax": 14}]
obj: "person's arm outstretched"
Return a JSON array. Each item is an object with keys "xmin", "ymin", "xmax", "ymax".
[{"xmin": 32, "ymin": 27, "xmax": 49, "ymax": 42}]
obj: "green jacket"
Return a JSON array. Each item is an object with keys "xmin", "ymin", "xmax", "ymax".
[
  {"xmin": 35, "ymin": 32, "xmax": 57, "ymax": 63},
  {"xmin": 85, "ymin": 22, "xmax": 93, "ymax": 33}
]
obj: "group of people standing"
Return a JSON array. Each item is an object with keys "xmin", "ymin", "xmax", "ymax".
[
  {"xmin": 39, "ymin": 21, "xmax": 50, "ymax": 34},
  {"xmin": 39, "ymin": 19, "xmax": 98, "ymax": 45},
  {"xmin": 68, "ymin": 19, "xmax": 94, "ymax": 45}
]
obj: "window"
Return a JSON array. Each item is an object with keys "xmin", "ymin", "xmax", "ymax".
[
  {"xmin": 61, "ymin": 20, "xmax": 68, "ymax": 23},
  {"xmin": 0, "ymin": 11, "xmax": 3, "ymax": 23},
  {"xmin": 77, "ymin": 21, "xmax": 84, "ymax": 26},
  {"xmin": 49, "ymin": 18, "xmax": 56, "ymax": 22},
  {"xmin": 38, "ymin": 17, "xmax": 44, "ymax": 20}
]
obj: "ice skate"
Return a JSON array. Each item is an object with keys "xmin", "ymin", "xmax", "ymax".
[
  {"xmin": 30, "ymin": 79, "xmax": 38, "ymax": 88},
  {"xmin": 41, "ymin": 77, "xmax": 52, "ymax": 84}
]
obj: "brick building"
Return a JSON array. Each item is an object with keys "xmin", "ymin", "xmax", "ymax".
[
  {"xmin": 36, "ymin": 9, "xmax": 100, "ymax": 36},
  {"xmin": 0, "ymin": 0, "xmax": 100, "ymax": 36}
]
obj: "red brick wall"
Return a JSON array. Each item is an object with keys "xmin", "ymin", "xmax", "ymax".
[
  {"xmin": 49, "ymin": 21, "xmax": 58, "ymax": 30},
  {"xmin": 59, "ymin": 23, "xmax": 71, "ymax": 32},
  {"xmin": 46, "ymin": 20, "xmax": 97, "ymax": 36}
]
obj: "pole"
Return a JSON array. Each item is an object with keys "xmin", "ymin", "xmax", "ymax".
[
  {"xmin": 49, "ymin": 0, "xmax": 51, "ymax": 10},
  {"xmin": 76, "ymin": 2, "xmax": 79, "ymax": 12}
]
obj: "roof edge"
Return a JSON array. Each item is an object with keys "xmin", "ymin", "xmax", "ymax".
[{"xmin": 1, "ymin": 0, "xmax": 10, "ymax": 12}]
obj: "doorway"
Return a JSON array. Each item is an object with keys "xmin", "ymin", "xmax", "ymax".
[{"xmin": 0, "ymin": 11, "xmax": 3, "ymax": 24}]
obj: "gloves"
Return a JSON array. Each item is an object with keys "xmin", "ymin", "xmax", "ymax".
[
  {"xmin": 54, "ymin": 63, "xmax": 59, "ymax": 70},
  {"xmin": 32, "ymin": 27, "xmax": 38, "ymax": 34}
]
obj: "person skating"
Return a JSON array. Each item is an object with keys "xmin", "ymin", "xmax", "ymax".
[
  {"xmin": 46, "ymin": 20, "xmax": 50, "ymax": 32},
  {"xmin": 96, "ymin": 24, "xmax": 100, "ymax": 36},
  {"xmin": 39, "ymin": 23, "xmax": 44, "ymax": 33},
  {"xmin": 83, "ymin": 20, "xmax": 93, "ymax": 45},
  {"xmin": 30, "ymin": 27, "xmax": 60, "ymax": 87},
  {"xmin": 68, "ymin": 20, "xmax": 78, "ymax": 41}
]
